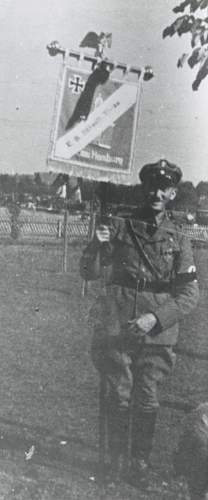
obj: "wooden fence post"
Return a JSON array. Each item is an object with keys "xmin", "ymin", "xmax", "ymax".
[
  {"xmin": 63, "ymin": 178, "xmax": 69, "ymax": 272},
  {"xmin": 63, "ymin": 207, "xmax": 68, "ymax": 272},
  {"xmin": 57, "ymin": 220, "xmax": 62, "ymax": 239}
]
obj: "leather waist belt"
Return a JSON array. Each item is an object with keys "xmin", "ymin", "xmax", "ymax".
[{"xmin": 111, "ymin": 271, "xmax": 197, "ymax": 293}]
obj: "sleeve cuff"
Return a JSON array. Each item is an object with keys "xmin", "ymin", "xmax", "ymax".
[
  {"xmin": 153, "ymin": 302, "xmax": 179, "ymax": 331},
  {"xmin": 147, "ymin": 314, "xmax": 163, "ymax": 337}
]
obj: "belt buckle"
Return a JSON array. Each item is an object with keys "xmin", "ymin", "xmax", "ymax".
[{"xmin": 137, "ymin": 277, "xmax": 147, "ymax": 292}]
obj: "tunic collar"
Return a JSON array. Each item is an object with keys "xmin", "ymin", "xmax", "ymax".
[{"xmin": 130, "ymin": 206, "xmax": 175, "ymax": 241}]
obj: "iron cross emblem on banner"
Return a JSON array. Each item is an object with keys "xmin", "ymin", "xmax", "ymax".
[{"xmin": 68, "ymin": 75, "xmax": 85, "ymax": 94}]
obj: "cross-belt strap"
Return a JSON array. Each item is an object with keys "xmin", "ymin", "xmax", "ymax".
[
  {"xmin": 125, "ymin": 219, "xmax": 163, "ymax": 280},
  {"xmin": 123, "ymin": 219, "xmax": 197, "ymax": 292}
]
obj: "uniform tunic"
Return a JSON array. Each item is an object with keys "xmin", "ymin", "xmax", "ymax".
[{"xmin": 85, "ymin": 207, "xmax": 200, "ymax": 411}]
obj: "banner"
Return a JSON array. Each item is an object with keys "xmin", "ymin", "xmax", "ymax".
[{"xmin": 47, "ymin": 60, "xmax": 142, "ymax": 184}]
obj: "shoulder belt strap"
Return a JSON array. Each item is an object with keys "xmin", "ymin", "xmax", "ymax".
[{"xmin": 125, "ymin": 219, "xmax": 163, "ymax": 280}]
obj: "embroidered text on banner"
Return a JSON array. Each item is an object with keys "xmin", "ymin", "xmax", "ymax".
[{"xmin": 48, "ymin": 64, "xmax": 142, "ymax": 184}]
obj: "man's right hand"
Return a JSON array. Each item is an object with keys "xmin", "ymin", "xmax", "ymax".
[{"xmin": 95, "ymin": 225, "xmax": 110, "ymax": 243}]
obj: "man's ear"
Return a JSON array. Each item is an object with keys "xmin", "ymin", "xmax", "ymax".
[{"xmin": 169, "ymin": 188, "xmax": 177, "ymax": 201}]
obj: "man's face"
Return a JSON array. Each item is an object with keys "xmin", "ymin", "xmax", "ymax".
[{"xmin": 143, "ymin": 180, "xmax": 177, "ymax": 212}]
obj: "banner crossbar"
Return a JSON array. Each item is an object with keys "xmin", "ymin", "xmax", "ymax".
[{"xmin": 46, "ymin": 42, "xmax": 153, "ymax": 80}]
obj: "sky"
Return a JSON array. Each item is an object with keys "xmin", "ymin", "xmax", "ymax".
[{"xmin": 0, "ymin": 0, "xmax": 208, "ymax": 185}]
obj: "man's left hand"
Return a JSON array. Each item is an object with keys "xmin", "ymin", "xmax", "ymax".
[{"xmin": 128, "ymin": 313, "xmax": 157, "ymax": 335}]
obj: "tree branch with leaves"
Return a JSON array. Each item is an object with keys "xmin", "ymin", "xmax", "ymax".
[{"xmin": 163, "ymin": 0, "xmax": 208, "ymax": 90}]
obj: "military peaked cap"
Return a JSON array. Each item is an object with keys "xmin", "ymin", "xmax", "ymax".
[{"xmin": 139, "ymin": 159, "xmax": 182, "ymax": 187}]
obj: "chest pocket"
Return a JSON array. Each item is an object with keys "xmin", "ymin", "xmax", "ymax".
[
  {"xmin": 160, "ymin": 235, "xmax": 180, "ymax": 276},
  {"xmin": 112, "ymin": 233, "xmax": 145, "ymax": 279}
]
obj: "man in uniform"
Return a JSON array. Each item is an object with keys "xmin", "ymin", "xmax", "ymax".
[{"xmin": 82, "ymin": 159, "xmax": 199, "ymax": 484}]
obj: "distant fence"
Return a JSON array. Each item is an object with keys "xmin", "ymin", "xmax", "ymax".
[
  {"xmin": 0, "ymin": 214, "xmax": 208, "ymax": 244},
  {"xmin": 0, "ymin": 216, "xmax": 89, "ymax": 240},
  {"xmin": 181, "ymin": 224, "xmax": 208, "ymax": 245}
]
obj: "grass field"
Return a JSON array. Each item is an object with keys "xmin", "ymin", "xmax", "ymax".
[{"xmin": 0, "ymin": 239, "xmax": 207, "ymax": 499}]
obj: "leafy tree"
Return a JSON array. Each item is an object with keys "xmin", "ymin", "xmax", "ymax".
[
  {"xmin": 174, "ymin": 181, "xmax": 198, "ymax": 210},
  {"xmin": 163, "ymin": 0, "xmax": 208, "ymax": 90},
  {"xmin": 0, "ymin": 174, "xmax": 16, "ymax": 194},
  {"xmin": 196, "ymin": 180, "xmax": 208, "ymax": 198},
  {"xmin": 34, "ymin": 173, "xmax": 47, "ymax": 196},
  {"xmin": 196, "ymin": 181, "xmax": 208, "ymax": 213},
  {"xmin": 17, "ymin": 175, "xmax": 37, "ymax": 198}
]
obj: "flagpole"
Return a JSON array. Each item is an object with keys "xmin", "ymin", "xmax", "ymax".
[{"xmin": 63, "ymin": 177, "xmax": 69, "ymax": 272}]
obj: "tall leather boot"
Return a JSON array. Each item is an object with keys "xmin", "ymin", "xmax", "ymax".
[
  {"xmin": 107, "ymin": 397, "xmax": 129, "ymax": 483},
  {"xmin": 129, "ymin": 410, "xmax": 157, "ymax": 486}
]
